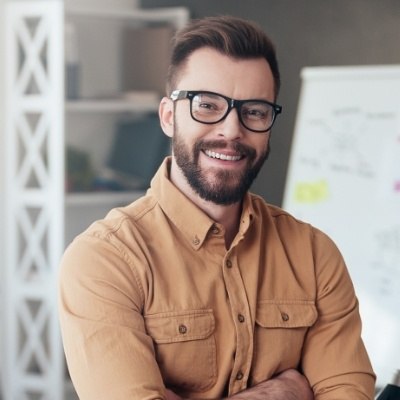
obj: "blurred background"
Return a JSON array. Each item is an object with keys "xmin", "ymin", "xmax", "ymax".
[{"xmin": 0, "ymin": 0, "xmax": 399, "ymax": 398}]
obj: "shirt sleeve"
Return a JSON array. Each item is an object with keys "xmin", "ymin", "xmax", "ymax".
[
  {"xmin": 58, "ymin": 233, "xmax": 166, "ymax": 400},
  {"xmin": 302, "ymin": 228, "xmax": 376, "ymax": 399}
]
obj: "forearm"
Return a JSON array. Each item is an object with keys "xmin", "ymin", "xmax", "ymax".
[
  {"xmin": 166, "ymin": 369, "xmax": 314, "ymax": 400},
  {"xmin": 227, "ymin": 370, "xmax": 313, "ymax": 400}
]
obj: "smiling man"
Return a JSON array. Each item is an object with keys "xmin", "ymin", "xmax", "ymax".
[
  {"xmin": 59, "ymin": 16, "xmax": 375, "ymax": 400},
  {"xmin": 160, "ymin": 46, "xmax": 278, "ymax": 248}
]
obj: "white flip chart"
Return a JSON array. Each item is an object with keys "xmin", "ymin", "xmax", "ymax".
[{"xmin": 283, "ymin": 65, "xmax": 400, "ymax": 386}]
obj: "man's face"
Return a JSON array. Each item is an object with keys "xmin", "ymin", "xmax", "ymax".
[
  {"xmin": 172, "ymin": 122, "xmax": 270, "ymax": 205},
  {"xmin": 162, "ymin": 47, "xmax": 276, "ymax": 205}
]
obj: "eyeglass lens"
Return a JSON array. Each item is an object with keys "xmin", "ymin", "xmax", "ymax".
[{"xmin": 191, "ymin": 92, "xmax": 275, "ymax": 132}]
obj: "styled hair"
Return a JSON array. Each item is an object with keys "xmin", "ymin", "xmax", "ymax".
[{"xmin": 166, "ymin": 15, "xmax": 281, "ymax": 98}]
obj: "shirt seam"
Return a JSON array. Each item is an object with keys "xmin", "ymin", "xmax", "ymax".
[
  {"xmin": 90, "ymin": 229, "xmax": 145, "ymax": 306},
  {"xmin": 83, "ymin": 198, "xmax": 161, "ymax": 307}
]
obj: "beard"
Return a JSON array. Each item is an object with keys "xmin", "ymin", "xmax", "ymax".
[{"xmin": 172, "ymin": 125, "xmax": 270, "ymax": 205}]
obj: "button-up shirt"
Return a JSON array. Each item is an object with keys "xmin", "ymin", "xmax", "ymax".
[{"xmin": 59, "ymin": 157, "xmax": 375, "ymax": 399}]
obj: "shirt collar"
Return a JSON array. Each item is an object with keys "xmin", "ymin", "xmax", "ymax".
[{"xmin": 148, "ymin": 157, "xmax": 255, "ymax": 250}]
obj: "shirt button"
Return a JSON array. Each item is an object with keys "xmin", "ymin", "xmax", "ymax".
[
  {"xmin": 236, "ymin": 371, "xmax": 244, "ymax": 380},
  {"xmin": 238, "ymin": 314, "xmax": 245, "ymax": 323},
  {"xmin": 211, "ymin": 225, "xmax": 220, "ymax": 234},
  {"xmin": 281, "ymin": 312, "xmax": 289, "ymax": 321},
  {"xmin": 178, "ymin": 324, "xmax": 187, "ymax": 334},
  {"xmin": 226, "ymin": 260, "xmax": 232, "ymax": 268},
  {"xmin": 192, "ymin": 236, "xmax": 200, "ymax": 246}
]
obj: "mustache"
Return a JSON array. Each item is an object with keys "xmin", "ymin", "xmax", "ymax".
[{"xmin": 194, "ymin": 139, "xmax": 257, "ymax": 159}]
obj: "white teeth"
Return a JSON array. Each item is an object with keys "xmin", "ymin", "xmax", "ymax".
[{"xmin": 205, "ymin": 150, "xmax": 241, "ymax": 161}]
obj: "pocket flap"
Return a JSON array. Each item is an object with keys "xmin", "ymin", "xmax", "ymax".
[
  {"xmin": 145, "ymin": 309, "xmax": 215, "ymax": 344},
  {"xmin": 256, "ymin": 301, "xmax": 317, "ymax": 328}
]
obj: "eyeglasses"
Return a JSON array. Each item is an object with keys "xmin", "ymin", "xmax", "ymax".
[{"xmin": 170, "ymin": 90, "xmax": 282, "ymax": 133}]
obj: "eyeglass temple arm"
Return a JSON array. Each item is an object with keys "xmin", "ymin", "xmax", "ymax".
[{"xmin": 170, "ymin": 90, "xmax": 189, "ymax": 101}]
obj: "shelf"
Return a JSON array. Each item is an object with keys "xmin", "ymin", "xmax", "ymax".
[
  {"xmin": 4, "ymin": 2, "xmax": 189, "ymax": 399},
  {"xmin": 65, "ymin": 6, "xmax": 189, "ymax": 28},
  {"xmin": 65, "ymin": 98, "xmax": 160, "ymax": 114},
  {"xmin": 65, "ymin": 190, "xmax": 144, "ymax": 207}
]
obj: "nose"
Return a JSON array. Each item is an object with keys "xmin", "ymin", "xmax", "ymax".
[{"xmin": 217, "ymin": 107, "xmax": 244, "ymax": 140}]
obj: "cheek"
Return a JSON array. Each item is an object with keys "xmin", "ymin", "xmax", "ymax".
[
  {"xmin": 252, "ymin": 135, "xmax": 270, "ymax": 158},
  {"xmin": 175, "ymin": 113, "xmax": 211, "ymax": 142}
]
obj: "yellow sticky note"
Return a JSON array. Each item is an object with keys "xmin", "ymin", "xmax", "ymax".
[{"xmin": 294, "ymin": 180, "xmax": 330, "ymax": 203}]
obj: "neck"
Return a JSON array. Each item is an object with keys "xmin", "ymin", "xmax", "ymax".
[{"xmin": 169, "ymin": 158, "xmax": 242, "ymax": 249}]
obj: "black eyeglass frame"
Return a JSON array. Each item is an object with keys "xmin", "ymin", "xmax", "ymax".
[{"xmin": 170, "ymin": 89, "xmax": 282, "ymax": 133}]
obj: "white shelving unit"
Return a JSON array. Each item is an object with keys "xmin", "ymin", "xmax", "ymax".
[
  {"xmin": 65, "ymin": 190, "xmax": 143, "ymax": 207},
  {"xmin": 65, "ymin": 99, "xmax": 160, "ymax": 113},
  {"xmin": 3, "ymin": 1, "xmax": 189, "ymax": 399},
  {"xmin": 66, "ymin": 3, "xmax": 189, "ymax": 22}
]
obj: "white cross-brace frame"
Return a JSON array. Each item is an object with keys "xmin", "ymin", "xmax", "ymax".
[{"xmin": 3, "ymin": 1, "xmax": 65, "ymax": 399}]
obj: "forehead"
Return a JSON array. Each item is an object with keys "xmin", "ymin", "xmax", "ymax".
[{"xmin": 176, "ymin": 47, "xmax": 275, "ymax": 100}]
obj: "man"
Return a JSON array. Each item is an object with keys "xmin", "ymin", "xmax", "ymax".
[{"xmin": 59, "ymin": 16, "xmax": 375, "ymax": 399}]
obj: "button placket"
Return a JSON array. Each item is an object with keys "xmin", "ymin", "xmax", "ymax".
[
  {"xmin": 223, "ymin": 252, "xmax": 252, "ymax": 394},
  {"xmin": 236, "ymin": 371, "xmax": 244, "ymax": 380}
]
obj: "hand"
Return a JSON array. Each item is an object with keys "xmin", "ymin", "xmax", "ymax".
[
  {"xmin": 228, "ymin": 369, "xmax": 314, "ymax": 400},
  {"xmin": 165, "ymin": 388, "xmax": 183, "ymax": 400},
  {"xmin": 165, "ymin": 369, "xmax": 313, "ymax": 400}
]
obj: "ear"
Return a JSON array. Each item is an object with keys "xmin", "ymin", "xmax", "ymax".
[{"xmin": 159, "ymin": 97, "xmax": 174, "ymax": 138}]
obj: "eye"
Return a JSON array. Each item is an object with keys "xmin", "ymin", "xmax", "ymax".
[
  {"xmin": 245, "ymin": 109, "xmax": 266, "ymax": 118},
  {"xmin": 193, "ymin": 94, "xmax": 225, "ymax": 114},
  {"xmin": 242, "ymin": 103, "xmax": 272, "ymax": 120},
  {"xmin": 198, "ymin": 101, "xmax": 219, "ymax": 111}
]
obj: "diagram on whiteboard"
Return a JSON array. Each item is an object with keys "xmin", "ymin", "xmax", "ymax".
[
  {"xmin": 371, "ymin": 225, "xmax": 400, "ymax": 301},
  {"xmin": 283, "ymin": 66, "xmax": 400, "ymax": 386},
  {"xmin": 291, "ymin": 107, "xmax": 398, "ymax": 206}
]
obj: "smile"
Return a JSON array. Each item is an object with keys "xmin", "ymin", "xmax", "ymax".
[{"xmin": 204, "ymin": 150, "xmax": 243, "ymax": 161}]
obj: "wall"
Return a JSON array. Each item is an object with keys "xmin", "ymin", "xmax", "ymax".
[
  {"xmin": 141, "ymin": 0, "xmax": 400, "ymax": 205},
  {"xmin": 0, "ymin": 0, "xmax": 5, "ymax": 387},
  {"xmin": 0, "ymin": 0, "xmax": 5, "ymax": 240}
]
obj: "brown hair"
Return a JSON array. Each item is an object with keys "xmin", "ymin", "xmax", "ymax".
[{"xmin": 166, "ymin": 15, "xmax": 281, "ymax": 98}]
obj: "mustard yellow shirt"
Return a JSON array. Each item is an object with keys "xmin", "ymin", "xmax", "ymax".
[{"xmin": 59, "ymin": 157, "xmax": 375, "ymax": 400}]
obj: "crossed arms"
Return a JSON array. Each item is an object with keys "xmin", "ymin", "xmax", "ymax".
[{"xmin": 166, "ymin": 369, "xmax": 314, "ymax": 400}]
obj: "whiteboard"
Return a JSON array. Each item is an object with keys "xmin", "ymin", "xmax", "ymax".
[{"xmin": 283, "ymin": 65, "xmax": 400, "ymax": 387}]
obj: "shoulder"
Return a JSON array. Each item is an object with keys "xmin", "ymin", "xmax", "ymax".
[
  {"xmin": 250, "ymin": 193, "xmax": 309, "ymax": 229},
  {"xmin": 62, "ymin": 192, "xmax": 163, "ymax": 271},
  {"xmin": 60, "ymin": 193, "xmax": 160, "ymax": 296},
  {"xmin": 84, "ymin": 195, "xmax": 158, "ymax": 236},
  {"xmin": 249, "ymin": 193, "xmax": 337, "ymax": 250}
]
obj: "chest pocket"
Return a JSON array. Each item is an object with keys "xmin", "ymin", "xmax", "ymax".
[
  {"xmin": 145, "ymin": 309, "xmax": 217, "ymax": 391},
  {"xmin": 251, "ymin": 301, "xmax": 317, "ymax": 384}
]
